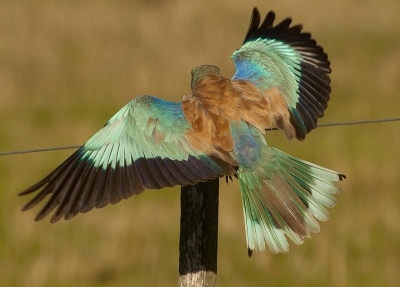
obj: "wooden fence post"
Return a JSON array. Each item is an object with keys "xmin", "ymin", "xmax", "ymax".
[{"xmin": 178, "ymin": 179, "xmax": 219, "ymax": 287}]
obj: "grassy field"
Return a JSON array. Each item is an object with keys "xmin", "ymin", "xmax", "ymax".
[{"xmin": 1, "ymin": 0, "xmax": 400, "ymax": 286}]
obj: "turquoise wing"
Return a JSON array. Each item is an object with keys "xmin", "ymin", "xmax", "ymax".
[
  {"xmin": 19, "ymin": 95, "xmax": 227, "ymax": 223},
  {"xmin": 231, "ymin": 8, "xmax": 331, "ymax": 140}
]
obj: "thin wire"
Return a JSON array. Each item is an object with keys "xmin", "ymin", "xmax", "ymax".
[
  {"xmin": 0, "ymin": 145, "xmax": 81, "ymax": 156},
  {"xmin": 267, "ymin": 117, "xmax": 400, "ymax": 130},
  {"xmin": 1, "ymin": 117, "xmax": 399, "ymax": 156}
]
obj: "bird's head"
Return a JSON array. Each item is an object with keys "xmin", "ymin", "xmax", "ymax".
[{"xmin": 190, "ymin": 65, "xmax": 221, "ymax": 90}]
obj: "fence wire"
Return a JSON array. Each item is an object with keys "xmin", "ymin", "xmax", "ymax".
[{"xmin": 1, "ymin": 117, "xmax": 399, "ymax": 156}]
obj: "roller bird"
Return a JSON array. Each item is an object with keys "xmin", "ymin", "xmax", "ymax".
[{"xmin": 19, "ymin": 7, "xmax": 345, "ymax": 255}]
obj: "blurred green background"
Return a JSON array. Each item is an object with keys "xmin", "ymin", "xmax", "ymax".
[{"xmin": 1, "ymin": 0, "xmax": 400, "ymax": 286}]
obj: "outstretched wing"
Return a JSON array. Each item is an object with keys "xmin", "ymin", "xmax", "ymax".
[
  {"xmin": 19, "ymin": 95, "xmax": 228, "ymax": 223},
  {"xmin": 231, "ymin": 8, "xmax": 331, "ymax": 141}
]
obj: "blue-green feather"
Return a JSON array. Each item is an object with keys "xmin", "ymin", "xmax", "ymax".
[
  {"xmin": 231, "ymin": 8, "xmax": 331, "ymax": 140},
  {"xmin": 18, "ymin": 95, "xmax": 229, "ymax": 223},
  {"xmin": 230, "ymin": 120, "xmax": 342, "ymax": 255}
]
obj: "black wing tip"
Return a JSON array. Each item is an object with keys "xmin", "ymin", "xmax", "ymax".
[
  {"xmin": 64, "ymin": 213, "xmax": 77, "ymax": 221},
  {"xmin": 247, "ymin": 248, "xmax": 253, "ymax": 258},
  {"xmin": 243, "ymin": 7, "xmax": 261, "ymax": 43},
  {"xmin": 34, "ymin": 213, "xmax": 47, "ymax": 222},
  {"xmin": 243, "ymin": 8, "xmax": 329, "ymax": 65},
  {"xmin": 252, "ymin": 6, "xmax": 260, "ymax": 15},
  {"xmin": 21, "ymin": 204, "xmax": 34, "ymax": 212},
  {"xmin": 244, "ymin": 8, "xmax": 278, "ymax": 44},
  {"xmin": 18, "ymin": 177, "xmax": 49, "ymax": 196},
  {"xmin": 274, "ymin": 17, "xmax": 293, "ymax": 30},
  {"xmin": 50, "ymin": 215, "xmax": 62, "ymax": 224},
  {"xmin": 34, "ymin": 213, "xmax": 62, "ymax": 223},
  {"xmin": 18, "ymin": 190, "xmax": 32, "ymax": 197},
  {"xmin": 20, "ymin": 188, "xmax": 51, "ymax": 212},
  {"xmin": 32, "ymin": 211, "xmax": 72, "ymax": 223}
]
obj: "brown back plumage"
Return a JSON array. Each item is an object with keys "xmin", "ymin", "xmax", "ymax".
[{"xmin": 182, "ymin": 65, "xmax": 294, "ymax": 165}]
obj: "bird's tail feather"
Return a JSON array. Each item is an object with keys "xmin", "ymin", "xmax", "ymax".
[{"xmin": 239, "ymin": 148, "xmax": 345, "ymax": 256}]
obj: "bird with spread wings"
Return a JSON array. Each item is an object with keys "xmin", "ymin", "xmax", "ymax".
[{"xmin": 19, "ymin": 8, "xmax": 345, "ymax": 255}]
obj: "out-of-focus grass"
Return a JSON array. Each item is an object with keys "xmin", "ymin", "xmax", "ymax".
[{"xmin": 1, "ymin": 0, "xmax": 400, "ymax": 286}]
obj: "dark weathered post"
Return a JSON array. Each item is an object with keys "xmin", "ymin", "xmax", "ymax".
[{"xmin": 179, "ymin": 179, "xmax": 219, "ymax": 287}]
